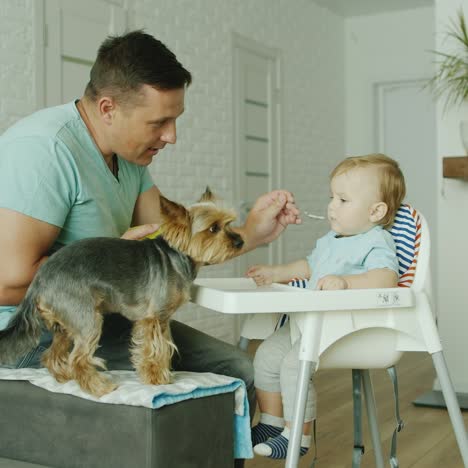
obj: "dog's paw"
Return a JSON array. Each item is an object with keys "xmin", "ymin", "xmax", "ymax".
[
  {"xmin": 43, "ymin": 359, "xmax": 74, "ymax": 383},
  {"xmin": 93, "ymin": 380, "xmax": 118, "ymax": 398},
  {"xmin": 140, "ymin": 365, "xmax": 172, "ymax": 386},
  {"xmin": 78, "ymin": 372, "xmax": 118, "ymax": 397}
]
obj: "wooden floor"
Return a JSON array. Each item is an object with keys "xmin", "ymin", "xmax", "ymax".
[{"xmin": 245, "ymin": 343, "xmax": 468, "ymax": 468}]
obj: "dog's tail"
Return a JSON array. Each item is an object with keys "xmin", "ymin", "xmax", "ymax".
[{"xmin": 0, "ymin": 292, "xmax": 42, "ymax": 365}]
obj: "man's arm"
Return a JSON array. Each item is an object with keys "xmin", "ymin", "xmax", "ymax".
[
  {"xmin": 131, "ymin": 185, "xmax": 162, "ymax": 226},
  {"xmin": 130, "ymin": 187, "xmax": 300, "ymax": 249},
  {"xmin": 233, "ymin": 190, "xmax": 301, "ymax": 253},
  {"xmin": 0, "ymin": 208, "xmax": 60, "ymax": 305}
]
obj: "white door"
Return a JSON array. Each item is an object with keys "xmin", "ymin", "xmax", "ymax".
[
  {"xmin": 376, "ymin": 80, "xmax": 437, "ymax": 277},
  {"xmin": 232, "ymin": 34, "xmax": 282, "ymax": 277},
  {"xmin": 233, "ymin": 35, "xmax": 283, "ymax": 341},
  {"xmin": 42, "ymin": 0, "xmax": 127, "ymax": 106}
]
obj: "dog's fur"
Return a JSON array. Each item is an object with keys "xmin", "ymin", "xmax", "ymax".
[{"xmin": 0, "ymin": 188, "xmax": 243, "ymax": 397}]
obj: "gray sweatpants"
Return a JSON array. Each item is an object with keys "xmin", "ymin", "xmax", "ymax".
[{"xmin": 253, "ymin": 322, "xmax": 316, "ymax": 422}]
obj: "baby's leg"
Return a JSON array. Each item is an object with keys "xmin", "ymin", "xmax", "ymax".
[
  {"xmin": 252, "ymin": 324, "xmax": 292, "ymax": 445},
  {"xmin": 280, "ymin": 337, "xmax": 316, "ymax": 432},
  {"xmin": 254, "ymin": 337, "xmax": 315, "ymax": 459}
]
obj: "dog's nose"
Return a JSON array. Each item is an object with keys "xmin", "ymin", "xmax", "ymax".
[
  {"xmin": 228, "ymin": 230, "xmax": 244, "ymax": 249},
  {"xmin": 233, "ymin": 235, "xmax": 244, "ymax": 249}
]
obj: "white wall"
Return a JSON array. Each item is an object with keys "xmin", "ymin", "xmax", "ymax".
[
  {"xmin": 127, "ymin": 0, "xmax": 344, "ymax": 264},
  {"xmin": 345, "ymin": 7, "xmax": 435, "ymax": 154},
  {"xmin": 0, "ymin": 0, "xmax": 345, "ymax": 344},
  {"xmin": 344, "ymin": 8, "xmax": 438, "ymax": 282},
  {"xmin": 344, "ymin": 8, "xmax": 438, "ymax": 271},
  {"xmin": 435, "ymin": 0, "xmax": 468, "ymax": 393},
  {"xmin": 344, "ymin": 1, "xmax": 468, "ymax": 394},
  {"xmin": 0, "ymin": 0, "xmax": 37, "ymax": 131}
]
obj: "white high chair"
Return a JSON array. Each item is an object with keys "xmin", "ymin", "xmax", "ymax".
[{"xmin": 191, "ymin": 205, "xmax": 468, "ymax": 468}]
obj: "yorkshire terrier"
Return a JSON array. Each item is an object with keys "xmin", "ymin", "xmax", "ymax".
[{"xmin": 0, "ymin": 188, "xmax": 243, "ymax": 397}]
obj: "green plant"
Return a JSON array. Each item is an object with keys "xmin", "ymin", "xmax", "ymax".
[{"xmin": 427, "ymin": 9, "xmax": 468, "ymax": 109}]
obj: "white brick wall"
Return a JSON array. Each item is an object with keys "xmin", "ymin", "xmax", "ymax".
[
  {"xmin": 0, "ymin": 0, "xmax": 345, "ymax": 344},
  {"xmin": 0, "ymin": 0, "xmax": 36, "ymax": 132}
]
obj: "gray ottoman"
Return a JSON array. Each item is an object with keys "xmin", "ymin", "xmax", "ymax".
[{"xmin": 0, "ymin": 380, "xmax": 234, "ymax": 468}]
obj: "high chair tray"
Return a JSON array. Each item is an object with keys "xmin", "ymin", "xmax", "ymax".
[{"xmin": 191, "ymin": 278, "xmax": 413, "ymax": 314}]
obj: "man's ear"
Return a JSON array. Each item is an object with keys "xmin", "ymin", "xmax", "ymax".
[
  {"xmin": 97, "ymin": 96, "xmax": 116, "ymax": 125},
  {"xmin": 159, "ymin": 195, "xmax": 188, "ymax": 221},
  {"xmin": 369, "ymin": 202, "xmax": 388, "ymax": 223},
  {"xmin": 198, "ymin": 186, "xmax": 215, "ymax": 203}
]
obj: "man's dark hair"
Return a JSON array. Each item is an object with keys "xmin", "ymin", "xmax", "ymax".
[{"xmin": 85, "ymin": 30, "xmax": 192, "ymax": 104}]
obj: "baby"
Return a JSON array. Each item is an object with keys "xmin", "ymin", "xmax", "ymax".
[{"xmin": 247, "ymin": 153, "xmax": 406, "ymax": 459}]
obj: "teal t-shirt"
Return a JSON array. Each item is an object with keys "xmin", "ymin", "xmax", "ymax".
[
  {"xmin": 306, "ymin": 225, "xmax": 399, "ymax": 290},
  {"xmin": 0, "ymin": 101, "xmax": 154, "ymax": 324},
  {"xmin": 0, "ymin": 100, "xmax": 154, "ymax": 246}
]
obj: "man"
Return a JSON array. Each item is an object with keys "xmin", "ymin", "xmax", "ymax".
[{"xmin": 0, "ymin": 30, "xmax": 300, "ymax": 466}]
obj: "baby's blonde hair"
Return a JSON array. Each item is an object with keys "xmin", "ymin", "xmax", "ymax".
[{"xmin": 330, "ymin": 153, "xmax": 406, "ymax": 228}]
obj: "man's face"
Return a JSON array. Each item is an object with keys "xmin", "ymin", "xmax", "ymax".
[{"xmin": 108, "ymin": 85, "xmax": 185, "ymax": 166}]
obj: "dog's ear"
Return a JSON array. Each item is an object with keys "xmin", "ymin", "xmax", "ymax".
[
  {"xmin": 159, "ymin": 195, "xmax": 188, "ymax": 221},
  {"xmin": 198, "ymin": 186, "xmax": 215, "ymax": 203}
]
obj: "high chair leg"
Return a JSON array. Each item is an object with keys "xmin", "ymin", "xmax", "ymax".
[
  {"xmin": 362, "ymin": 370, "xmax": 385, "ymax": 468},
  {"xmin": 387, "ymin": 366, "xmax": 404, "ymax": 468},
  {"xmin": 351, "ymin": 370, "xmax": 365, "ymax": 468},
  {"xmin": 432, "ymin": 351, "xmax": 468, "ymax": 467},
  {"xmin": 286, "ymin": 359, "xmax": 315, "ymax": 468}
]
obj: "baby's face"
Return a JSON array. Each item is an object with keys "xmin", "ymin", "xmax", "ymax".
[{"xmin": 328, "ymin": 167, "xmax": 382, "ymax": 236}]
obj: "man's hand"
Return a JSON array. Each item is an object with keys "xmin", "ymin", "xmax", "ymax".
[
  {"xmin": 316, "ymin": 275, "xmax": 348, "ymax": 290},
  {"xmin": 243, "ymin": 190, "xmax": 301, "ymax": 250},
  {"xmin": 121, "ymin": 223, "xmax": 160, "ymax": 241},
  {"xmin": 246, "ymin": 264, "xmax": 277, "ymax": 286}
]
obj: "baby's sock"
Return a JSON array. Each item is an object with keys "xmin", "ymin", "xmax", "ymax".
[
  {"xmin": 251, "ymin": 413, "xmax": 285, "ymax": 446},
  {"xmin": 253, "ymin": 426, "xmax": 311, "ymax": 459}
]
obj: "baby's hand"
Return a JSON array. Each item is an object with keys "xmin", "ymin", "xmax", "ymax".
[
  {"xmin": 246, "ymin": 265, "xmax": 276, "ymax": 286},
  {"xmin": 316, "ymin": 275, "xmax": 348, "ymax": 290}
]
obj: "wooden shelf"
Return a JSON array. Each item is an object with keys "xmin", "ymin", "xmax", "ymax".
[{"xmin": 443, "ymin": 156, "xmax": 468, "ymax": 178}]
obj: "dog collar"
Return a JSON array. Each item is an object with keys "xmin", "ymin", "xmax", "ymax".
[{"xmin": 144, "ymin": 228, "xmax": 162, "ymax": 240}]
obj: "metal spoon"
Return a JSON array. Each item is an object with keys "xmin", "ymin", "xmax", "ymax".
[{"xmin": 304, "ymin": 211, "xmax": 326, "ymax": 220}]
